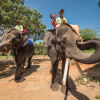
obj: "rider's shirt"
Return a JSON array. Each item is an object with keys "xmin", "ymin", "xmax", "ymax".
[
  {"xmin": 15, "ymin": 25, "xmax": 23, "ymax": 32},
  {"xmin": 56, "ymin": 17, "xmax": 67, "ymax": 28}
]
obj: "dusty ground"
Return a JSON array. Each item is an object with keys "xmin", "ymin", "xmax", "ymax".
[{"xmin": 0, "ymin": 56, "xmax": 100, "ymax": 100}]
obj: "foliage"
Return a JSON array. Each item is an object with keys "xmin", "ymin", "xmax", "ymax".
[
  {"xmin": 0, "ymin": 55, "xmax": 13, "ymax": 60},
  {"xmin": 83, "ymin": 48, "xmax": 95, "ymax": 53},
  {"xmin": 98, "ymin": 1, "xmax": 100, "ymax": 7},
  {"xmin": 0, "ymin": 52, "xmax": 7, "ymax": 56},
  {"xmin": 34, "ymin": 42, "xmax": 47, "ymax": 55},
  {"xmin": 80, "ymin": 28, "xmax": 98, "ymax": 41},
  {"xmin": 95, "ymin": 95, "xmax": 100, "ymax": 99},
  {"xmin": 0, "ymin": 0, "xmax": 46, "ymax": 40}
]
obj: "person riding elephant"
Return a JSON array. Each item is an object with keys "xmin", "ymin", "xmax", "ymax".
[
  {"xmin": 55, "ymin": 9, "xmax": 82, "ymax": 40},
  {"xmin": 56, "ymin": 9, "xmax": 67, "ymax": 28},
  {"xmin": 50, "ymin": 14, "xmax": 57, "ymax": 29},
  {"xmin": 15, "ymin": 20, "xmax": 23, "ymax": 33}
]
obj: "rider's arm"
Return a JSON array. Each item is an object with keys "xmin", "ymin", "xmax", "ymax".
[{"xmin": 62, "ymin": 18, "xmax": 67, "ymax": 24}]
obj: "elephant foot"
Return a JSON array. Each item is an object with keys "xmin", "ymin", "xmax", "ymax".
[
  {"xmin": 61, "ymin": 85, "xmax": 71, "ymax": 95},
  {"xmin": 61, "ymin": 85, "xmax": 66, "ymax": 94},
  {"xmin": 50, "ymin": 83, "xmax": 59, "ymax": 91},
  {"xmin": 26, "ymin": 66, "xmax": 31, "ymax": 69},
  {"xmin": 21, "ymin": 70, "xmax": 24, "ymax": 75},
  {"xmin": 21, "ymin": 71, "xmax": 23, "ymax": 75},
  {"xmin": 14, "ymin": 76, "xmax": 25, "ymax": 83}
]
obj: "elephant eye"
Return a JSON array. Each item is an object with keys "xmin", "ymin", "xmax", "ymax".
[
  {"xmin": 61, "ymin": 38, "xmax": 66, "ymax": 44},
  {"xmin": 12, "ymin": 38, "xmax": 16, "ymax": 43}
]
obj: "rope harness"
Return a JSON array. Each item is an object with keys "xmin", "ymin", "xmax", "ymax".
[{"xmin": 2, "ymin": 29, "xmax": 15, "ymax": 40}]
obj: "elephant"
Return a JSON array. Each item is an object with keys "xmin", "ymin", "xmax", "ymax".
[
  {"xmin": 0, "ymin": 29, "xmax": 34, "ymax": 82},
  {"xmin": 44, "ymin": 23, "xmax": 100, "ymax": 93}
]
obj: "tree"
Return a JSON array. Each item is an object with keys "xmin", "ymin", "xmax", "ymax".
[
  {"xmin": 98, "ymin": 1, "xmax": 100, "ymax": 7},
  {"xmin": 26, "ymin": 9, "xmax": 46, "ymax": 41},
  {"xmin": 0, "ymin": 0, "xmax": 46, "ymax": 41},
  {"xmin": 80, "ymin": 28, "xmax": 98, "ymax": 41}
]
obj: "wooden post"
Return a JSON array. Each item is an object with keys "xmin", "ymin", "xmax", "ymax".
[{"xmin": 74, "ymin": 60, "xmax": 87, "ymax": 82}]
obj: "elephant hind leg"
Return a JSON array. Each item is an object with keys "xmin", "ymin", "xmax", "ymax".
[
  {"xmin": 26, "ymin": 56, "xmax": 32, "ymax": 69},
  {"xmin": 21, "ymin": 58, "xmax": 26, "ymax": 75}
]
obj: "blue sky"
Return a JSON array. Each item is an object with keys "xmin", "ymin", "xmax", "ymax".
[{"xmin": 24, "ymin": 0, "xmax": 100, "ymax": 33}]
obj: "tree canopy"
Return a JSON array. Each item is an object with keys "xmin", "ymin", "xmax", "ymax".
[
  {"xmin": 98, "ymin": 1, "xmax": 100, "ymax": 7},
  {"xmin": 80, "ymin": 28, "xmax": 99, "ymax": 41},
  {"xmin": 0, "ymin": 0, "xmax": 46, "ymax": 41}
]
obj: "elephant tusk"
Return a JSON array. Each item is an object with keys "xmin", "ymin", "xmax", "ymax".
[
  {"xmin": 62, "ymin": 58, "xmax": 70, "ymax": 86},
  {"xmin": 4, "ymin": 46, "xmax": 7, "ymax": 50},
  {"xmin": 77, "ymin": 41, "xmax": 84, "ymax": 45}
]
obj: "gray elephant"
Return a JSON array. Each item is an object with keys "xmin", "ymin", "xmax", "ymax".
[
  {"xmin": 0, "ymin": 29, "xmax": 34, "ymax": 82},
  {"xmin": 44, "ymin": 23, "xmax": 100, "ymax": 93}
]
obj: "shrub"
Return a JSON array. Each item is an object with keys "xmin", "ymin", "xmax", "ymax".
[{"xmin": 34, "ymin": 42, "xmax": 47, "ymax": 55}]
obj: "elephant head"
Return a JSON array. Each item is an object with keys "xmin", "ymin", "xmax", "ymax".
[
  {"xmin": 0, "ymin": 29, "xmax": 28, "ymax": 52},
  {"xmin": 45, "ymin": 23, "xmax": 100, "ymax": 64}
]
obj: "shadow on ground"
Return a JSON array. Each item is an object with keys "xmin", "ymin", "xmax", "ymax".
[
  {"xmin": 0, "ymin": 60, "xmax": 15, "ymax": 79},
  {"xmin": 0, "ymin": 59, "xmax": 40, "ymax": 80},
  {"xmin": 0, "ymin": 60, "xmax": 14, "ymax": 71},
  {"xmin": 84, "ymin": 63, "xmax": 100, "ymax": 81},
  {"xmin": 66, "ymin": 77, "xmax": 90, "ymax": 100},
  {"xmin": 57, "ymin": 69, "xmax": 90, "ymax": 100},
  {"xmin": 23, "ymin": 65, "xmax": 40, "ymax": 77},
  {"xmin": 32, "ymin": 58, "xmax": 50, "ymax": 64}
]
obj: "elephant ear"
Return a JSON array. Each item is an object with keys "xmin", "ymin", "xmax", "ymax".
[{"xmin": 21, "ymin": 35, "xmax": 28, "ymax": 47}]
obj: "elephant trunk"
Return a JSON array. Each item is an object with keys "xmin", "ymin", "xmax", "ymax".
[
  {"xmin": 0, "ymin": 41, "xmax": 11, "ymax": 52},
  {"xmin": 69, "ymin": 40, "xmax": 100, "ymax": 64}
]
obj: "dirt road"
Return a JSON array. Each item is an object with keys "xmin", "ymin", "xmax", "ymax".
[{"xmin": 0, "ymin": 56, "xmax": 100, "ymax": 100}]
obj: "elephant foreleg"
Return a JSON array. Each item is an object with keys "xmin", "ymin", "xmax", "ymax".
[
  {"xmin": 15, "ymin": 63, "xmax": 24, "ymax": 82},
  {"xmin": 48, "ymin": 46, "xmax": 59, "ymax": 91},
  {"xmin": 14, "ymin": 55, "xmax": 25, "ymax": 82},
  {"xmin": 50, "ymin": 58, "xmax": 59, "ymax": 91},
  {"xmin": 62, "ymin": 57, "xmax": 66, "ymax": 79}
]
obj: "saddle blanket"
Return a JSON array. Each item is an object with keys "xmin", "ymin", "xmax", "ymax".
[{"xmin": 28, "ymin": 39, "xmax": 33, "ymax": 45}]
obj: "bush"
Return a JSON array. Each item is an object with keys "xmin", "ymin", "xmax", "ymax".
[
  {"xmin": 80, "ymin": 28, "xmax": 99, "ymax": 41},
  {"xmin": 0, "ymin": 52, "xmax": 7, "ymax": 56},
  {"xmin": 34, "ymin": 42, "xmax": 47, "ymax": 55}
]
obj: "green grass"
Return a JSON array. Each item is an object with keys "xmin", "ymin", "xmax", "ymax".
[
  {"xmin": 83, "ymin": 49, "xmax": 95, "ymax": 53},
  {"xmin": 95, "ymin": 95, "xmax": 100, "ymax": 99},
  {"xmin": 75, "ymin": 74, "xmax": 93, "ymax": 85},
  {"xmin": 0, "ymin": 48, "xmax": 95, "ymax": 60},
  {"xmin": 0, "ymin": 56, "xmax": 13, "ymax": 60}
]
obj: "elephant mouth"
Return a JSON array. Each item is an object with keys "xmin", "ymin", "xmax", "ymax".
[
  {"xmin": 3, "ymin": 46, "xmax": 8, "ymax": 52},
  {"xmin": 0, "ymin": 41, "xmax": 11, "ymax": 52}
]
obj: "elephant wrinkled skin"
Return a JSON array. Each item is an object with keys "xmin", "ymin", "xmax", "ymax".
[
  {"xmin": 44, "ymin": 23, "xmax": 100, "ymax": 93},
  {"xmin": 0, "ymin": 29, "xmax": 34, "ymax": 82}
]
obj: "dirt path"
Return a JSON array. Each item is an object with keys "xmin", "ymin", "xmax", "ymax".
[{"xmin": 0, "ymin": 56, "xmax": 100, "ymax": 100}]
